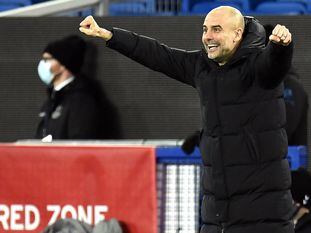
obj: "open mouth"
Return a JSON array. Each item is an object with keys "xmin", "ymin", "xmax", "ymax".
[{"xmin": 207, "ymin": 44, "xmax": 219, "ymax": 52}]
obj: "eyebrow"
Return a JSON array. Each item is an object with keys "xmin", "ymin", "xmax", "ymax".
[
  {"xmin": 42, "ymin": 56, "xmax": 53, "ymax": 60},
  {"xmin": 203, "ymin": 25, "xmax": 222, "ymax": 29}
]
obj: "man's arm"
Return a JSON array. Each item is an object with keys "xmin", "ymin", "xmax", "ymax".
[
  {"xmin": 79, "ymin": 16, "xmax": 198, "ymax": 87},
  {"xmin": 254, "ymin": 24, "xmax": 293, "ymax": 89}
]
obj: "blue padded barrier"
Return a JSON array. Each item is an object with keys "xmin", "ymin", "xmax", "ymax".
[
  {"xmin": 287, "ymin": 146, "xmax": 308, "ymax": 170},
  {"xmin": 156, "ymin": 146, "xmax": 201, "ymax": 164},
  {"xmin": 157, "ymin": 145, "xmax": 308, "ymax": 170}
]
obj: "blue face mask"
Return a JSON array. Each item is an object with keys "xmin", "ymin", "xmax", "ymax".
[{"xmin": 37, "ymin": 60, "xmax": 54, "ymax": 85}]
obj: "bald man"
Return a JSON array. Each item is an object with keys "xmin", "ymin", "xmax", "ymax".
[{"xmin": 80, "ymin": 6, "xmax": 294, "ymax": 233}]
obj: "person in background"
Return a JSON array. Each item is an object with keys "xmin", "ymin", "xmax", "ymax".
[
  {"xmin": 291, "ymin": 168, "xmax": 311, "ymax": 233},
  {"xmin": 283, "ymin": 67, "xmax": 309, "ymax": 146},
  {"xmin": 41, "ymin": 218, "xmax": 124, "ymax": 233},
  {"xmin": 79, "ymin": 5, "xmax": 294, "ymax": 233},
  {"xmin": 35, "ymin": 35, "xmax": 120, "ymax": 140}
]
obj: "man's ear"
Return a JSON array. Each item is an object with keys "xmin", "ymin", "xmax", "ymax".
[
  {"xmin": 59, "ymin": 64, "xmax": 66, "ymax": 73},
  {"xmin": 234, "ymin": 28, "xmax": 243, "ymax": 43}
]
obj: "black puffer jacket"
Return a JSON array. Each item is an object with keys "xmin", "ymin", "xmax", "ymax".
[{"xmin": 107, "ymin": 17, "xmax": 294, "ymax": 233}]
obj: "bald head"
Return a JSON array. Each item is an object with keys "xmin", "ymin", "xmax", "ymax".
[
  {"xmin": 207, "ymin": 6, "xmax": 245, "ymax": 32},
  {"xmin": 202, "ymin": 6, "xmax": 245, "ymax": 65}
]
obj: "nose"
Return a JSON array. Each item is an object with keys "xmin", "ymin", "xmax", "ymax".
[{"xmin": 203, "ymin": 31, "xmax": 213, "ymax": 41}]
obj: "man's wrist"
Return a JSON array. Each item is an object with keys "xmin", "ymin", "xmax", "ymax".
[{"xmin": 99, "ymin": 28, "xmax": 113, "ymax": 41}]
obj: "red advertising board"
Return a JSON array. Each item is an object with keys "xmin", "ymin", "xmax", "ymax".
[{"xmin": 0, "ymin": 144, "xmax": 157, "ymax": 233}]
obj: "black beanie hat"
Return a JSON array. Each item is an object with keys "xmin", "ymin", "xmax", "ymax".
[{"xmin": 44, "ymin": 35, "xmax": 86, "ymax": 75}]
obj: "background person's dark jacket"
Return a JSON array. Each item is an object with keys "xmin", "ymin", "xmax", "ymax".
[
  {"xmin": 35, "ymin": 78, "xmax": 119, "ymax": 140},
  {"xmin": 284, "ymin": 68, "xmax": 309, "ymax": 146},
  {"xmin": 106, "ymin": 17, "xmax": 294, "ymax": 233}
]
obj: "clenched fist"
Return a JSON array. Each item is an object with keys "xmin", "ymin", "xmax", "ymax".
[
  {"xmin": 269, "ymin": 24, "xmax": 292, "ymax": 46},
  {"xmin": 79, "ymin": 15, "xmax": 113, "ymax": 41}
]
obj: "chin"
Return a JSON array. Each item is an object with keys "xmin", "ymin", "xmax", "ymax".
[{"xmin": 208, "ymin": 54, "xmax": 217, "ymax": 60}]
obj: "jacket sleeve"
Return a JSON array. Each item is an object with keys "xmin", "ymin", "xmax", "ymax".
[
  {"xmin": 254, "ymin": 41, "xmax": 294, "ymax": 89},
  {"xmin": 106, "ymin": 27, "xmax": 199, "ymax": 87}
]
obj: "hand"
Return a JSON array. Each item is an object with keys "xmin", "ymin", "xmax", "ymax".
[
  {"xmin": 293, "ymin": 206, "xmax": 310, "ymax": 225},
  {"xmin": 79, "ymin": 15, "xmax": 113, "ymax": 41},
  {"xmin": 269, "ymin": 24, "xmax": 292, "ymax": 46}
]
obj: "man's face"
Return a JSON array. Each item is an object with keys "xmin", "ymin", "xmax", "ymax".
[
  {"xmin": 202, "ymin": 10, "xmax": 240, "ymax": 65},
  {"xmin": 42, "ymin": 52, "xmax": 62, "ymax": 74},
  {"xmin": 41, "ymin": 52, "xmax": 65, "ymax": 84}
]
